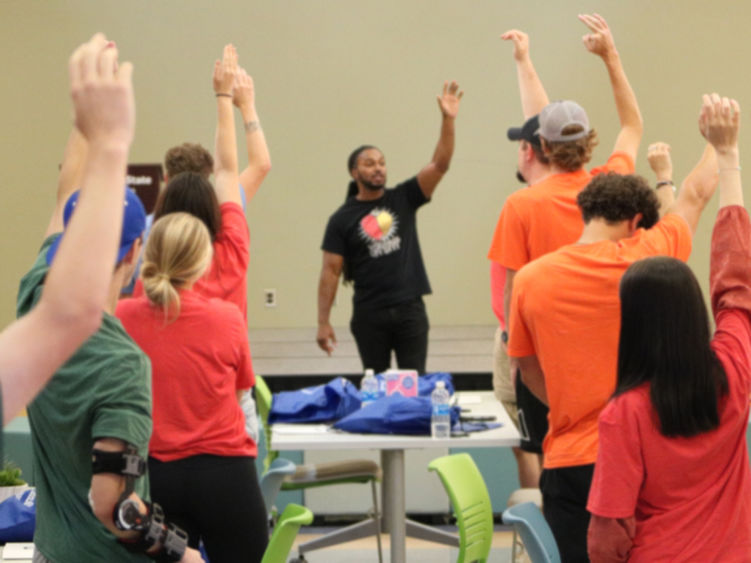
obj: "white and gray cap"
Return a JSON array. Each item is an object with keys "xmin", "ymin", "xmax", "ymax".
[{"xmin": 539, "ymin": 100, "xmax": 590, "ymax": 142}]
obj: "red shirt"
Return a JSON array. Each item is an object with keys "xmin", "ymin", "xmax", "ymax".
[
  {"xmin": 587, "ymin": 206, "xmax": 751, "ymax": 561},
  {"xmin": 134, "ymin": 202, "xmax": 250, "ymax": 318},
  {"xmin": 117, "ymin": 290, "xmax": 256, "ymax": 461}
]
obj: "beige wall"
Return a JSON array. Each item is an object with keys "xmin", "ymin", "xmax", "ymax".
[{"xmin": 0, "ymin": 0, "xmax": 747, "ymax": 331}]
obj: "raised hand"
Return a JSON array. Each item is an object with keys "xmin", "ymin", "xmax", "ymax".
[
  {"xmin": 213, "ymin": 44, "xmax": 237, "ymax": 96},
  {"xmin": 579, "ymin": 13, "xmax": 617, "ymax": 59},
  {"xmin": 647, "ymin": 142, "xmax": 673, "ymax": 182},
  {"xmin": 500, "ymin": 29, "xmax": 530, "ymax": 62},
  {"xmin": 68, "ymin": 33, "xmax": 134, "ymax": 148},
  {"xmin": 232, "ymin": 68, "xmax": 256, "ymax": 112},
  {"xmin": 699, "ymin": 93, "xmax": 740, "ymax": 153},
  {"xmin": 437, "ymin": 81, "xmax": 463, "ymax": 119}
]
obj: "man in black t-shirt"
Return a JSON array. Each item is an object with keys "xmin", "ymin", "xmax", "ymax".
[{"xmin": 317, "ymin": 81, "xmax": 463, "ymax": 373}]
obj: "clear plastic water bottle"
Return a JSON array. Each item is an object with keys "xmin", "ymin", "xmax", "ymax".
[
  {"xmin": 431, "ymin": 381, "xmax": 451, "ymax": 438},
  {"xmin": 361, "ymin": 369, "xmax": 379, "ymax": 408}
]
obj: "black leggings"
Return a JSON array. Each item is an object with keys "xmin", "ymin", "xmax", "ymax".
[{"xmin": 148, "ymin": 455, "xmax": 269, "ymax": 563}]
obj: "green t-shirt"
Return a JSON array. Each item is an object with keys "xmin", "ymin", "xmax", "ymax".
[{"xmin": 17, "ymin": 235, "xmax": 153, "ymax": 563}]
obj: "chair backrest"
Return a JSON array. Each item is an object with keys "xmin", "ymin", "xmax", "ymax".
[
  {"xmin": 260, "ymin": 458, "xmax": 297, "ymax": 515},
  {"xmin": 260, "ymin": 503, "xmax": 314, "ymax": 563},
  {"xmin": 428, "ymin": 453, "xmax": 493, "ymax": 563},
  {"xmin": 502, "ymin": 502, "xmax": 561, "ymax": 563},
  {"xmin": 255, "ymin": 375, "xmax": 278, "ymax": 471}
]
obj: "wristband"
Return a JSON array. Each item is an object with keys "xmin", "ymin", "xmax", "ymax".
[
  {"xmin": 215, "ymin": 93, "xmax": 232, "ymax": 98},
  {"xmin": 655, "ymin": 180, "xmax": 676, "ymax": 193}
]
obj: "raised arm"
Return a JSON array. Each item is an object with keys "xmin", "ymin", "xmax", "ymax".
[
  {"xmin": 212, "ymin": 44, "xmax": 241, "ymax": 206},
  {"xmin": 647, "ymin": 142, "xmax": 675, "ymax": 216},
  {"xmin": 416, "ymin": 81, "xmax": 463, "ymax": 199},
  {"xmin": 233, "ymin": 67, "xmax": 271, "ymax": 203},
  {"xmin": 501, "ymin": 30, "xmax": 549, "ymax": 118},
  {"xmin": 316, "ymin": 251, "xmax": 343, "ymax": 355},
  {"xmin": 0, "ymin": 34, "xmax": 132, "ymax": 422},
  {"xmin": 579, "ymin": 14, "xmax": 643, "ymax": 161},
  {"xmin": 700, "ymin": 93, "xmax": 742, "ymax": 209},
  {"xmin": 45, "ymin": 128, "xmax": 88, "ymax": 238},
  {"xmin": 667, "ymin": 143, "xmax": 718, "ymax": 233}
]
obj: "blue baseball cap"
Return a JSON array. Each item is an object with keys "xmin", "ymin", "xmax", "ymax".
[{"xmin": 46, "ymin": 187, "xmax": 147, "ymax": 266}]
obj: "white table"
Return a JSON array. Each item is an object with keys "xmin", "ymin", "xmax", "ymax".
[{"xmin": 271, "ymin": 391, "xmax": 520, "ymax": 563}]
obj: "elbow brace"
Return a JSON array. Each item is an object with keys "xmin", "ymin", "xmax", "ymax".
[{"xmin": 91, "ymin": 445, "xmax": 188, "ymax": 561}]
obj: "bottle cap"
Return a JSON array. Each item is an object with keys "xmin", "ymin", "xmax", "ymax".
[
  {"xmin": 436, "ymin": 381, "xmax": 445, "ymax": 389},
  {"xmin": 365, "ymin": 369, "xmax": 374, "ymax": 378}
]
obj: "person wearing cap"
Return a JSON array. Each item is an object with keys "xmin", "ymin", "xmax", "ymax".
[
  {"xmin": 487, "ymin": 16, "xmax": 643, "ymax": 493},
  {"xmin": 316, "ymin": 81, "xmax": 462, "ymax": 374},
  {"xmin": 15, "ymin": 36, "xmax": 202, "ymax": 563}
]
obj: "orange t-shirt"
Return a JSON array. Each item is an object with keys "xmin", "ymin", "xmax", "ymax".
[
  {"xmin": 508, "ymin": 213, "xmax": 692, "ymax": 469},
  {"xmin": 487, "ymin": 152, "xmax": 634, "ymax": 271}
]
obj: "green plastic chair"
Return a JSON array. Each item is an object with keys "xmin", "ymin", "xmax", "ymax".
[
  {"xmin": 428, "ymin": 453, "xmax": 494, "ymax": 563},
  {"xmin": 255, "ymin": 375, "xmax": 383, "ymax": 561},
  {"xmin": 260, "ymin": 503, "xmax": 313, "ymax": 563}
]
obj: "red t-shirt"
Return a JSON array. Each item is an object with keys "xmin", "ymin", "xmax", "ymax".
[
  {"xmin": 587, "ymin": 206, "xmax": 751, "ymax": 561},
  {"xmin": 134, "ymin": 202, "xmax": 250, "ymax": 318},
  {"xmin": 116, "ymin": 290, "xmax": 256, "ymax": 461}
]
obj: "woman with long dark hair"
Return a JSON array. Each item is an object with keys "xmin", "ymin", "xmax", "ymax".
[{"xmin": 587, "ymin": 94, "xmax": 751, "ymax": 560}]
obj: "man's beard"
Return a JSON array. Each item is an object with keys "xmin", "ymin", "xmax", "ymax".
[
  {"xmin": 516, "ymin": 169, "xmax": 526, "ymax": 184},
  {"xmin": 361, "ymin": 178, "xmax": 385, "ymax": 191}
]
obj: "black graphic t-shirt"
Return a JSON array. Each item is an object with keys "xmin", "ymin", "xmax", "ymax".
[{"xmin": 322, "ymin": 176, "xmax": 432, "ymax": 309}]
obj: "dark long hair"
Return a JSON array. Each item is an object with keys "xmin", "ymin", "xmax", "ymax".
[
  {"xmin": 154, "ymin": 172, "xmax": 222, "ymax": 242},
  {"xmin": 341, "ymin": 145, "xmax": 377, "ymax": 283},
  {"xmin": 616, "ymin": 256, "xmax": 728, "ymax": 437},
  {"xmin": 345, "ymin": 145, "xmax": 377, "ymax": 200}
]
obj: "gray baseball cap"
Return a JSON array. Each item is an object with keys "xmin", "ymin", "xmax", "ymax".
[{"xmin": 539, "ymin": 100, "xmax": 590, "ymax": 142}]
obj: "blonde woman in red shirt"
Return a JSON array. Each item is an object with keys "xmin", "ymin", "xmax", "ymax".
[{"xmin": 117, "ymin": 212, "xmax": 267, "ymax": 563}]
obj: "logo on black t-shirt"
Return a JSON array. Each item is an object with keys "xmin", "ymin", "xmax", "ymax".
[{"xmin": 359, "ymin": 208, "xmax": 401, "ymax": 258}]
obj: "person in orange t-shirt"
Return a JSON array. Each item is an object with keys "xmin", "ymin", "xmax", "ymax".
[
  {"xmin": 489, "ymin": 15, "xmax": 642, "ymax": 473},
  {"xmin": 509, "ymin": 142, "xmax": 719, "ymax": 561}
]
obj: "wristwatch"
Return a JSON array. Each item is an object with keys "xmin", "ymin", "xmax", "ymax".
[{"xmin": 501, "ymin": 331, "xmax": 509, "ymax": 344}]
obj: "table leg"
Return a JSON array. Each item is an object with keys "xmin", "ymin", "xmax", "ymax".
[{"xmin": 380, "ymin": 449, "xmax": 406, "ymax": 563}]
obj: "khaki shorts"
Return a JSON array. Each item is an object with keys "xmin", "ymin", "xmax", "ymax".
[{"xmin": 492, "ymin": 327, "xmax": 520, "ymax": 430}]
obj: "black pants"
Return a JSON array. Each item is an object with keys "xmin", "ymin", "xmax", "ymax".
[
  {"xmin": 148, "ymin": 455, "xmax": 269, "ymax": 563},
  {"xmin": 540, "ymin": 464, "xmax": 595, "ymax": 563},
  {"xmin": 350, "ymin": 297, "xmax": 429, "ymax": 373},
  {"xmin": 515, "ymin": 372, "xmax": 549, "ymax": 454}
]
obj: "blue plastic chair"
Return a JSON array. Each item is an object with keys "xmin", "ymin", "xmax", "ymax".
[{"xmin": 502, "ymin": 502, "xmax": 561, "ymax": 563}]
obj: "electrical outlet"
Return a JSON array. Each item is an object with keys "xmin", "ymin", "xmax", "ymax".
[{"xmin": 264, "ymin": 288, "xmax": 277, "ymax": 307}]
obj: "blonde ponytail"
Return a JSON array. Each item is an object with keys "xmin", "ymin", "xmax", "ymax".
[{"xmin": 140, "ymin": 212, "xmax": 212, "ymax": 319}]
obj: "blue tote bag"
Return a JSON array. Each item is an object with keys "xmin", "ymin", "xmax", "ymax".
[
  {"xmin": 333, "ymin": 395, "xmax": 460, "ymax": 435},
  {"xmin": 269, "ymin": 377, "xmax": 361, "ymax": 423}
]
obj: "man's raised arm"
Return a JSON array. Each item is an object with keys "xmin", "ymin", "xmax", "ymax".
[
  {"xmin": 0, "ymin": 34, "xmax": 132, "ymax": 422},
  {"xmin": 212, "ymin": 44, "xmax": 241, "ymax": 206},
  {"xmin": 501, "ymin": 30, "xmax": 549, "ymax": 119},
  {"xmin": 647, "ymin": 142, "xmax": 676, "ymax": 216},
  {"xmin": 668, "ymin": 142, "xmax": 718, "ymax": 234},
  {"xmin": 233, "ymin": 67, "xmax": 271, "ymax": 203},
  {"xmin": 579, "ymin": 13, "xmax": 643, "ymax": 162},
  {"xmin": 416, "ymin": 81, "xmax": 463, "ymax": 199}
]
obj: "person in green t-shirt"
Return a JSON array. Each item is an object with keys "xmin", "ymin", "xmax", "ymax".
[{"xmin": 14, "ymin": 34, "xmax": 202, "ymax": 563}]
